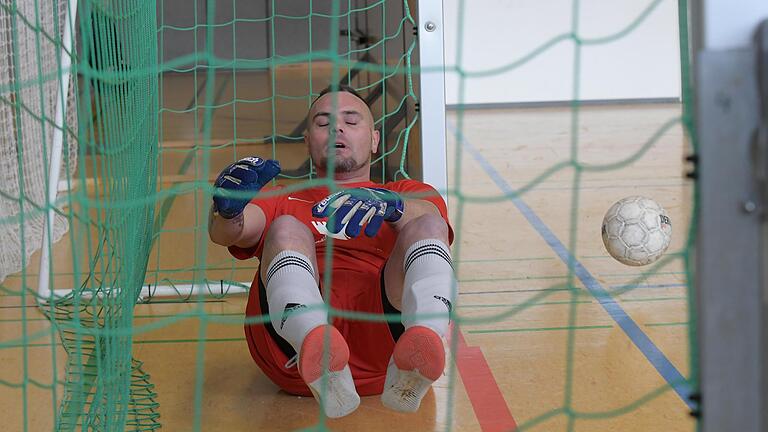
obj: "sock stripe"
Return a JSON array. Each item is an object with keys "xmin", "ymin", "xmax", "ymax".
[
  {"xmin": 404, "ymin": 244, "xmax": 453, "ymax": 274},
  {"xmin": 405, "ymin": 249, "xmax": 452, "ymax": 274},
  {"xmin": 267, "ymin": 257, "xmax": 313, "ymax": 283},
  {"xmin": 267, "ymin": 255, "xmax": 313, "ymax": 279},
  {"xmin": 266, "ymin": 255, "xmax": 314, "ymax": 286},
  {"xmin": 267, "ymin": 259, "xmax": 313, "ymax": 286},
  {"xmin": 405, "ymin": 245, "xmax": 452, "ymax": 272}
]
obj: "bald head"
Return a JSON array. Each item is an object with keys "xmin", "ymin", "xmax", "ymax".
[
  {"xmin": 308, "ymin": 89, "xmax": 375, "ymax": 130},
  {"xmin": 304, "ymin": 89, "xmax": 380, "ymax": 181}
]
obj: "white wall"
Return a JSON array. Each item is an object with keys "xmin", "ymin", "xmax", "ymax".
[
  {"xmin": 698, "ymin": 0, "xmax": 768, "ymax": 49},
  {"xmin": 443, "ymin": 0, "xmax": 682, "ymax": 105}
]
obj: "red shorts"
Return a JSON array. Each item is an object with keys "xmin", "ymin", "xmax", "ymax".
[{"xmin": 244, "ymin": 267, "xmax": 403, "ymax": 396}]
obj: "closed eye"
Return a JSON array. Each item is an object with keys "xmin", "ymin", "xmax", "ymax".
[{"xmin": 313, "ymin": 112, "xmax": 330, "ymax": 127}]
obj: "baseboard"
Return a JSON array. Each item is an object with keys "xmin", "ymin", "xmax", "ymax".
[{"xmin": 446, "ymin": 98, "xmax": 681, "ymax": 110}]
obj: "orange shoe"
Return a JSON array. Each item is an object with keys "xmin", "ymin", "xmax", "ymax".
[
  {"xmin": 298, "ymin": 325, "xmax": 360, "ymax": 418},
  {"xmin": 381, "ymin": 326, "xmax": 446, "ymax": 412}
]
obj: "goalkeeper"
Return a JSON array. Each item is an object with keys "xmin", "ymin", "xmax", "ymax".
[{"xmin": 208, "ymin": 85, "xmax": 455, "ymax": 418}]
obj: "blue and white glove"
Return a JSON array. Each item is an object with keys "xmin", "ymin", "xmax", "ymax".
[
  {"xmin": 312, "ymin": 187, "xmax": 405, "ymax": 238},
  {"xmin": 213, "ymin": 157, "xmax": 281, "ymax": 219}
]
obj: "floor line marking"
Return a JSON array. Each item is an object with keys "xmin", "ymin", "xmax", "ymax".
[{"xmin": 457, "ymin": 128, "xmax": 694, "ymax": 409}]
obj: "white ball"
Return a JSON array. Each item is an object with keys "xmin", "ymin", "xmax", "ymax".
[{"xmin": 601, "ymin": 196, "xmax": 672, "ymax": 266}]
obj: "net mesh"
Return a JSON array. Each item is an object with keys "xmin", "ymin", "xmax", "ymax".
[
  {"xmin": 0, "ymin": 0, "xmax": 77, "ymax": 283},
  {"xmin": 0, "ymin": 0, "xmax": 696, "ymax": 431}
]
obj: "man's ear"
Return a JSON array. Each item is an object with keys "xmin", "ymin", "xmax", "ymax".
[{"xmin": 371, "ymin": 129, "xmax": 380, "ymax": 154}]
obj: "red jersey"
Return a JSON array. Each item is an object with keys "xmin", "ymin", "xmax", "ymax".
[
  {"xmin": 229, "ymin": 179, "xmax": 452, "ymax": 271},
  {"xmin": 231, "ymin": 179, "xmax": 452, "ymax": 396}
]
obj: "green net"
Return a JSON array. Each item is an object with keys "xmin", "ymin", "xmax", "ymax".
[{"xmin": 0, "ymin": 0, "xmax": 696, "ymax": 431}]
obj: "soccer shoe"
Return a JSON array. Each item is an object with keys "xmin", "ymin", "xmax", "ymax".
[
  {"xmin": 298, "ymin": 325, "xmax": 360, "ymax": 418},
  {"xmin": 381, "ymin": 325, "xmax": 446, "ymax": 412}
]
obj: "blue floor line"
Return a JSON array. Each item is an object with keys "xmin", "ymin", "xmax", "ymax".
[
  {"xmin": 455, "ymin": 128, "xmax": 694, "ymax": 409},
  {"xmin": 610, "ymin": 283, "xmax": 687, "ymax": 290}
]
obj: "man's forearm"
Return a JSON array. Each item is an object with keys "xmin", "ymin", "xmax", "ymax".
[
  {"xmin": 208, "ymin": 206, "xmax": 245, "ymax": 246},
  {"xmin": 209, "ymin": 203, "xmax": 267, "ymax": 248},
  {"xmin": 390, "ymin": 198, "xmax": 440, "ymax": 231}
]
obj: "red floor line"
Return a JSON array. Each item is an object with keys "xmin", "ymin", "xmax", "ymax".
[{"xmin": 454, "ymin": 329, "xmax": 517, "ymax": 432}]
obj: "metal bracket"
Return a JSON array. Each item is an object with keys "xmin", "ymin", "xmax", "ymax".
[
  {"xmin": 754, "ymin": 20, "xmax": 768, "ymax": 219},
  {"xmin": 696, "ymin": 46, "xmax": 764, "ymax": 432}
]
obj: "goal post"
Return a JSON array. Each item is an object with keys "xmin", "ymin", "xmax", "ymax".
[
  {"xmin": 37, "ymin": 0, "xmax": 78, "ymax": 302},
  {"xmin": 691, "ymin": 0, "xmax": 768, "ymax": 430},
  {"xmin": 415, "ymin": 0, "xmax": 448, "ymax": 198}
]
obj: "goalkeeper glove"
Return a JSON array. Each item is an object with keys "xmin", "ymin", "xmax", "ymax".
[
  {"xmin": 212, "ymin": 157, "xmax": 281, "ymax": 219},
  {"xmin": 312, "ymin": 187, "xmax": 404, "ymax": 238}
]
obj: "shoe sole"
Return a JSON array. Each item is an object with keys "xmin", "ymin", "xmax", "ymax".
[
  {"xmin": 381, "ymin": 326, "xmax": 445, "ymax": 412},
  {"xmin": 306, "ymin": 365, "xmax": 360, "ymax": 418},
  {"xmin": 381, "ymin": 358, "xmax": 434, "ymax": 412},
  {"xmin": 300, "ymin": 325, "xmax": 360, "ymax": 418}
]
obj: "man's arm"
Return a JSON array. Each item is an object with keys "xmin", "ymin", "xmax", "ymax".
[
  {"xmin": 208, "ymin": 203, "xmax": 267, "ymax": 248},
  {"xmin": 208, "ymin": 157, "xmax": 280, "ymax": 248},
  {"xmin": 389, "ymin": 198, "xmax": 439, "ymax": 232}
]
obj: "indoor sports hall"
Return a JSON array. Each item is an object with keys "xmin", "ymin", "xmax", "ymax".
[{"xmin": 1, "ymin": 1, "xmax": 765, "ymax": 431}]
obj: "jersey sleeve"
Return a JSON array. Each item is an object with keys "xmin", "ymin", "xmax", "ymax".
[
  {"xmin": 227, "ymin": 185, "xmax": 285, "ymax": 260},
  {"xmin": 388, "ymin": 179, "xmax": 454, "ymax": 245}
]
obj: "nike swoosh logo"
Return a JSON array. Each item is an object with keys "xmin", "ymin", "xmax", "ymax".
[
  {"xmin": 287, "ymin": 196, "xmax": 314, "ymax": 203},
  {"xmin": 311, "ymin": 221, "xmax": 350, "ymax": 240}
]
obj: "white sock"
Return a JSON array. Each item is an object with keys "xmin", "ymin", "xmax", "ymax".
[
  {"xmin": 401, "ymin": 239, "xmax": 455, "ymax": 337},
  {"xmin": 265, "ymin": 251, "xmax": 327, "ymax": 354}
]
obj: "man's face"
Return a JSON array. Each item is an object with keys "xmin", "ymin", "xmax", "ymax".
[{"xmin": 305, "ymin": 91, "xmax": 380, "ymax": 176}]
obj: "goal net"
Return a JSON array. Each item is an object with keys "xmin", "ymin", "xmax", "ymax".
[{"xmin": 0, "ymin": 1, "xmax": 697, "ymax": 431}]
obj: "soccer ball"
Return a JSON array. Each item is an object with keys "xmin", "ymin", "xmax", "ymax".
[{"xmin": 601, "ymin": 196, "xmax": 672, "ymax": 266}]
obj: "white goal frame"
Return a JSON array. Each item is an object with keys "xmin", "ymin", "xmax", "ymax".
[{"xmin": 36, "ymin": 0, "xmax": 448, "ymax": 302}]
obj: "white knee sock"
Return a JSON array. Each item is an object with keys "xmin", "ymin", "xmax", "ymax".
[
  {"xmin": 265, "ymin": 251, "xmax": 327, "ymax": 354},
  {"xmin": 401, "ymin": 239, "xmax": 455, "ymax": 337}
]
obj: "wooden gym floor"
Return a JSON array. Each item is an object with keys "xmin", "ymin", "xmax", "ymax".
[{"xmin": 0, "ymin": 72, "xmax": 694, "ymax": 431}]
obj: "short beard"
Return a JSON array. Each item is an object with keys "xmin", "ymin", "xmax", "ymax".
[{"xmin": 317, "ymin": 155, "xmax": 362, "ymax": 173}]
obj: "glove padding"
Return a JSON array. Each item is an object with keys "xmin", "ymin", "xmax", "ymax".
[
  {"xmin": 213, "ymin": 157, "xmax": 281, "ymax": 218},
  {"xmin": 312, "ymin": 187, "xmax": 404, "ymax": 238}
]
